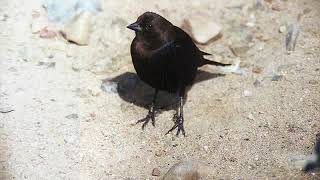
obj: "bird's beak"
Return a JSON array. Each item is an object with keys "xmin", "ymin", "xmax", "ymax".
[{"xmin": 127, "ymin": 22, "xmax": 142, "ymax": 32}]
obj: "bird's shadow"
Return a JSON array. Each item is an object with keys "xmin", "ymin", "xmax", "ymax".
[
  {"xmin": 303, "ymin": 134, "xmax": 320, "ymax": 172},
  {"xmin": 104, "ymin": 70, "xmax": 224, "ymax": 110}
]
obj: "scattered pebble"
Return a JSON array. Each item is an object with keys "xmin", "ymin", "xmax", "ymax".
[
  {"xmin": 248, "ymin": 113, "xmax": 255, "ymax": 120},
  {"xmin": 252, "ymin": 66, "xmax": 263, "ymax": 74},
  {"xmin": 0, "ymin": 108, "xmax": 14, "ymax": 114},
  {"xmin": 39, "ymin": 27, "xmax": 57, "ymax": 39},
  {"xmin": 163, "ymin": 161, "xmax": 212, "ymax": 180},
  {"xmin": 271, "ymin": 3, "xmax": 284, "ymax": 11},
  {"xmin": 1, "ymin": 14, "xmax": 8, "ymax": 21},
  {"xmin": 65, "ymin": 113, "xmax": 79, "ymax": 119},
  {"xmin": 181, "ymin": 14, "xmax": 222, "ymax": 45},
  {"xmin": 62, "ymin": 11, "xmax": 92, "ymax": 45},
  {"xmin": 32, "ymin": 11, "xmax": 40, "ymax": 18},
  {"xmin": 101, "ymin": 80, "xmax": 118, "ymax": 94},
  {"xmin": 309, "ymin": 80, "xmax": 318, "ymax": 85},
  {"xmin": 254, "ymin": 80, "xmax": 262, "ymax": 87},
  {"xmin": 152, "ymin": 168, "xmax": 161, "ymax": 176},
  {"xmin": 279, "ymin": 25, "xmax": 287, "ymax": 33},
  {"xmin": 37, "ymin": 61, "xmax": 56, "ymax": 68},
  {"xmin": 286, "ymin": 19, "xmax": 300, "ymax": 52},
  {"xmin": 243, "ymin": 90, "xmax": 252, "ymax": 97},
  {"xmin": 203, "ymin": 146, "xmax": 209, "ymax": 152},
  {"xmin": 271, "ymin": 75, "xmax": 283, "ymax": 81}
]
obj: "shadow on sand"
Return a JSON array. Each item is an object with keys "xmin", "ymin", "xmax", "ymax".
[{"xmin": 104, "ymin": 70, "xmax": 224, "ymax": 110}]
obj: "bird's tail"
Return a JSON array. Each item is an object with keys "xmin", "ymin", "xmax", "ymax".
[{"xmin": 200, "ymin": 58, "xmax": 231, "ymax": 67}]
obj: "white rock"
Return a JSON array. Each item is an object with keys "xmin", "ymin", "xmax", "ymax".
[
  {"xmin": 183, "ymin": 14, "xmax": 222, "ymax": 44},
  {"xmin": 63, "ymin": 11, "xmax": 92, "ymax": 45},
  {"xmin": 279, "ymin": 25, "xmax": 287, "ymax": 33},
  {"xmin": 243, "ymin": 90, "xmax": 252, "ymax": 97}
]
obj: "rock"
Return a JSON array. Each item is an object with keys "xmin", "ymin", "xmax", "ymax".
[
  {"xmin": 279, "ymin": 25, "xmax": 287, "ymax": 33},
  {"xmin": 288, "ymin": 154, "xmax": 317, "ymax": 170},
  {"xmin": 254, "ymin": 80, "xmax": 262, "ymax": 87},
  {"xmin": 39, "ymin": 27, "xmax": 57, "ymax": 38},
  {"xmin": 309, "ymin": 80, "xmax": 318, "ymax": 85},
  {"xmin": 1, "ymin": 14, "xmax": 8, "ymax": 21},
  {"xmin": 101, "ymin": 80, "xmax": 118, "ymax": 94},
  {"xmin": 248, "ymin": 113, "xmax": 255, "ymax": 120},
  {"xmin": 271, "ymin": 75, "xmax": 283, "ymax": 81},
  {"xmin": 243, "ymin": 90, "xmax": 252, "ymax": 97},
  {"xmin": 0, "ymin": 107, "xmax": 14, "ymax": 113},
  {"xmin": 37, "ymin": 61, "xmax": 56, "ymax": 68},
  {"xmin": 181, "ymin": 15, "xmax": 222, "ymax": 45},
  {"xmin": 43, "ymin": 0, "xmax": 102, "ymax": 23},
  {"xmin": 152, "ymin": 168, "xmax": 161, "ymax": 176},
  {"xmin": 271, "ymin": 3, "xmax": 284, "ymax": 11},
  {"xmin": 220, "ymin": 58, "xmax": 244, "ymax": 75},
  {"xmin": 62, "ymin": 11, "xmax": 92, "ymax": 45},
  {"xmin": 286, "ymin": 20, "xmax": 300, "ymax": 52},
  {"xmin": 256, "ymin": 43, "xmax": 264, "ymax": 51},
  {"xmin": 163, "ymin": 161, "xmax": 212, "ymax": 180},
  {"xmin": 65, "ymin": 113, "xmax": 79, "ymax": 119},
  {"xmin": 230, "ymin": 45, "xmax": 250, "ymax": 57},
  {"xmin": 252, "ymin": 66, "xmax": 263, "ymax": 74}
]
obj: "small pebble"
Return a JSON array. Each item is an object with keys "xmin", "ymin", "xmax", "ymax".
[
  {"xmin": 65, "ymin": 113, "xmax": 79, "ymax": 119},
  {"xmin": 309, "ymin": 80, "xmax": 318, "ymax": 85},
  {"xmin": 271, "ymin": 3, "xmax": 283, "ymax": 11},
  {"xmin": 279, "ymin": 25, "xmax": 287, "ymax": 33},
  {"xmin": 101, "ymin": 80, "xmax": 118, "ymax": 94},
  {"xmin": 39, "ymin": 27, "xmax": 57, "ymax": 39},
  {"xmin": 248, "ymin": 114, "xmax": 255, "ymax": 120},
  {"xmin": 254, "ymin": 80, "xmax": 261, "ymax": 87},
  {"xmin": 152, "ymin": 168, "xmax": 161, "ymax": 176},
  {"xmin": 243, "ymin": 90, "xmax": 252, "ymax": 97},
  {"xmin": 272, "ymin": 75, "xmax": 283, "ymax": 81},
  {"xmin": 252, "ymin": 66, "xmax": 263, "ymax": 73}
]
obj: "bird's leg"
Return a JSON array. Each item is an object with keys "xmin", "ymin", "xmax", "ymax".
[
  {"xmin": 166, "ymin": 95, "xmax": 186, "ymax": 136},
  {"xmin": 136, "ymin": 89, "xmax": 158, "ymax": 129}
]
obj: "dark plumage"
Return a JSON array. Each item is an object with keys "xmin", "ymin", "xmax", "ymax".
[{"xmin": 127, "ymin": 12, "xmax": 230, "ymax": 136}]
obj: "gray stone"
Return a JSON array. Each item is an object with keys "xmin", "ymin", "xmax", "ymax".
[{"xmin": 163, "ymin": 161, "xmax": 213, "ymax": 180}]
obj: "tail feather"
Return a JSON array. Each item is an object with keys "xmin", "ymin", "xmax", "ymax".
[
  {"xmin": 200, "ymin": 50, "xmax": 212, "ymax": 56},
  {"xmin": 200, "ymin": 58, "xmax": 231, "ymax": 67}
]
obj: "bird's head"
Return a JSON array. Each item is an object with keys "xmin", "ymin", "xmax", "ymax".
[{"xmin": 127, "ymin": 12, "xmax": 172, "ymax": 42}]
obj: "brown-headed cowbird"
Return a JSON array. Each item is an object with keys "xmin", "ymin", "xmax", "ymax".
[{"xmin": 127, "ymin": 12, "xmax": 230, "ymax": 136}]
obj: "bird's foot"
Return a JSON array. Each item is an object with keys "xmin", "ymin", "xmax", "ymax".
[
  {"xmin": 166, "ymin": 115, "xmax": 185, "ymax": 136},
  {"xmin": 136, "ymin": 110, "xmax": 156, "ymax": 130}
]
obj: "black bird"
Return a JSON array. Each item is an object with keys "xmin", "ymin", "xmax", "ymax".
[{"xmin": 127, "ymin": 12, "xmax": 230, "ymax": 136}]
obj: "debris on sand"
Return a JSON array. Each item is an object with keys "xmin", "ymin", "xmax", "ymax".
[
  {"xmin": 62, "ymin": 11, "xmax": 92, "ymax": 45},
  {"xmin": 220, "ymin": 58, "xmax": 244, "ymax": 75},
  {"xmin": 286, "ymin": 15, "xmax": 302, "ymax": 53},
  {"xmin": 152, "ymin": 168, "xmax": 161, "ymax": 176},
  {"xmin": 39, "ymin": 27, "xmax": 57, "ymax": 39},
  {"xmin": 163, "ymin": 161, "xmax": 212, "ymax": 180},
  {"xmin": 279, "ymin": 25, "xmax": 287, "ymax": 33}
]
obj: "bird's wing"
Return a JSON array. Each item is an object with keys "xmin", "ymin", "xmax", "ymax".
[{"xmin": 150, "ymin": 29, "xmax": 198, "ymax": 62}]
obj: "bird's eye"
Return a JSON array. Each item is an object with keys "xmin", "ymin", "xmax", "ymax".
[{"xmin": 145, "ymin": 24, "xmax": 152, "ymax": 31}]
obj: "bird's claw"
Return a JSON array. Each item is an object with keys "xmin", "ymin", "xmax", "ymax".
[
  {"xmin": 166, "ymin": 116, "xmax": 185, "ymax": 136},
  {"xmin": 136, "ymin": 110, "xmax": 155, "ymax": 130}
]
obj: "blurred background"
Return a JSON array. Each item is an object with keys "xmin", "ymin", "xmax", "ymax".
[{"xmin": 0, "ymin": 0, "xmax": 319, "ymax": 179}]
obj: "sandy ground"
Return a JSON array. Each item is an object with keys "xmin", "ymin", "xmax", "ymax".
[{"xmin": 0, "ymin": 0, "xmax": 320, "ymax": 179}]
